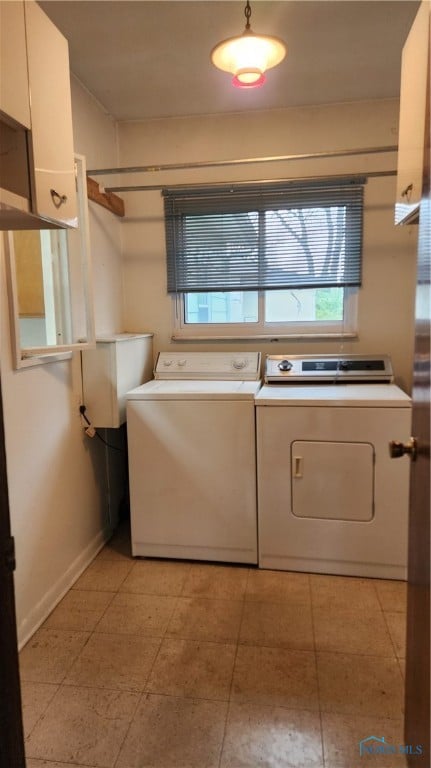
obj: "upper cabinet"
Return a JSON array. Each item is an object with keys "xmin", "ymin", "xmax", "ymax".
[
  {"xmin": 0, "ymin": 1, "xmax": 30, "ymax": 128},
  {"xmin": 395, "ymin": 0, "xmax": 430, "ymax": 225},
  {"xmin": 0, "ymin": 0, "xmax": 77, "ymax": 230}
]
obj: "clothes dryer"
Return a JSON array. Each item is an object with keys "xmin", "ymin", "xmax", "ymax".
[{"xmin": 255, "ymin": 354, "xmax": 411, "ymax": 579}]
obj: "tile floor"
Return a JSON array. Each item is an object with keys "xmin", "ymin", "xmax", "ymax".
[{"xmin": 21, "ymin": 523, "xmax": 408, "ymax": 768}]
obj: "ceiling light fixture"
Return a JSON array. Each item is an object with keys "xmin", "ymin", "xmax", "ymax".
[{"xmin": 211, "ymin": 0, "xmax": 286, "ymax": 88}]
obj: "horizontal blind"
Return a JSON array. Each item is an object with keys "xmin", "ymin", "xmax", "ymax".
[{"xmin": 164, "ymin": 179, "xmax": 364, "ymax": 294}]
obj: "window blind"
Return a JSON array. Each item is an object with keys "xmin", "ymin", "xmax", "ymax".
[{"xmin": 163, "ymin": 178, "xmax": 364, "ymax": 294}]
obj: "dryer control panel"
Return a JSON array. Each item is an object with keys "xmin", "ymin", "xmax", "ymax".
[{"xmin": 265, "ymin": 354, "xmax": 394, "ymax": 383}]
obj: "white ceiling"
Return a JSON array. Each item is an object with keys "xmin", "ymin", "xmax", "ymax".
[{"xmin": 39, "ymin": 0, "xmax": 419, "ymax": 122}]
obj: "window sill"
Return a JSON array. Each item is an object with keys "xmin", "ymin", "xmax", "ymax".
[{"xmin": 171, "ymin": 332, "xmax": 358, "ymax": 342}]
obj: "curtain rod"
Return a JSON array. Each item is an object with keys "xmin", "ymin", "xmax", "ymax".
[
  {"xmin": 104, "ymin": 169, "xmax": 396, "ymax": 194},
  {"xmin": 87, "ymin": 145, "xmax": 397, "ymax": 177}
]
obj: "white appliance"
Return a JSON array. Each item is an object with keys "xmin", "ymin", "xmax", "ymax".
[
  {"xmin": 255, "ymin": 354, "xmax": 412, "ymax": 579},
  {"xmin": 127, "ymin": 352, "xmax": 261, "ymax": 563},
  {"xmin": 81, "ymin": 333, "xmax": 153, "ymax": 428}
]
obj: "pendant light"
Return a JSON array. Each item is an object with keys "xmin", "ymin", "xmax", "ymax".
[{"xmin": 211, "ymin": 0, "xmax": 286, "ymax": 88}]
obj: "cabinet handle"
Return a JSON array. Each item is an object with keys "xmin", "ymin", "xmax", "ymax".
[
  {"xmin": 401, "ymin": 183, "xmax": 413, "ymax": 199},
  {"xmin": 50, "ymin": 189, "xmax": 68, "ymax": 208}
]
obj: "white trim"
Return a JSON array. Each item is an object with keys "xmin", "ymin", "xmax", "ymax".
[
  {"xmin": 171, "ymin": 333, "xmax": 358, "ymax": 341},
  {"xmin": 17, "ymin": 526, "xmax": 112, "ymax": 649}
]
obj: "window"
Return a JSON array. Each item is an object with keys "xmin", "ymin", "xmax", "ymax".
[{"xmin": 164, "ymin": 178, "xmax": 364, "ymax": 338}]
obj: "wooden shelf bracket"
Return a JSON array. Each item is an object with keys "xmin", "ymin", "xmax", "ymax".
[{"xmin": 86, "ymin": 176, "xmax": 125, "ymax": 217}]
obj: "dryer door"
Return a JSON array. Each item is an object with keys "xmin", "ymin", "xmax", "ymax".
[{"xmin": 291, "ymin": 440, "xmax": 374, "ymax": 521}]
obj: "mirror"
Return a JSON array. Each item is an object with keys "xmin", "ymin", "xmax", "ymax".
[{"xmin": 5, "ymin": 155, "xmax": 95, "ymax": 367}]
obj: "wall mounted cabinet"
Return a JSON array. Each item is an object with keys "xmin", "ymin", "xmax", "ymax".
[
  {"xmin": 0, "ymin": 0, "xmax": 77, "ymax": 230},
  {"xmin": 396, "ymin": 0, "xmax": 430, "ymax": 225},
  {"xmin": 0, "ymin": 1, "xmax": 30, "ymax": 129},
  {"xmin": 81, "ymin": 334, "xmax": 154, "ymax": 428}
]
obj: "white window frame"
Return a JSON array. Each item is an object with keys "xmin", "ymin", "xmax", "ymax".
[{"xmin": 172, "ymin": 287, "xmax": 358, "ymax": 341}]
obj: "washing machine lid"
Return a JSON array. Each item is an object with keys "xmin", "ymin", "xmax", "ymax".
[
  {"xmin": 255, "ymin": 383, "xmax": 411, "ymax": 407},
  {"xmin": 154, "ymin": 352, "xmax": 261, "ymax": 380},
  {"xmin": 127, "ymin": 379, "xmax": 262, "ymax": 400}
]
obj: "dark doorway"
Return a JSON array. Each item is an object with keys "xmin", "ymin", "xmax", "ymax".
[
  {"xmin": 404, "ymin": 58, "xmax": 430, "ymax": 764},
  {"xmin": 0, "ymin": 375, "xmax": 26, "ymax": 767}
]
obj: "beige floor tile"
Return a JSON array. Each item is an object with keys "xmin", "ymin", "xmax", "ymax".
[
  {"xmin": 231, "ymin": 644, "xmax": 319, "ymax": 710},
  {"xmin": 317, "ymin": 651, "xmax": 404, "ymax": 719},
  {"xmin": 26, "ymin": 761, "xmax": 99, "ymax": 768},
  {"xmin": 245, "ymin": 569, "xmax": 311, "ymax": 605},
  {"xmin": 96, "ymin": 591, "xmax": 177, "ymax": 636},
  {"xmin": 120, "ymin": 559, "xmax": 192, "ymax": 596},
  {"xmin": 166, "ymin": 597, "xmax": 243, "ymax": 643},
  {"xmin": 25, "ymin": 685, "xmax": 139, "ymax": 768},
  {"xmin": 374, "ymin": 580, "xmax": 407, "ymax": 612},
  {"xmin": 20, "ymin": 628, "xmax": 90, "ymax": 684},
  {"xmin": 310, "ymin": 575, "xmax": 382, "ymax": 612},
  {"xmin": 64, "ymin": 632, "xmax": 161, "ymax": 691},
  {"xmin": 21, "ymin": 682, "xmax": 58, "ymax": 739},
  {"xmin": 220, "ymin": 702, "xmax": 324, "ymax": 768},
  {"xmin": 324, "ymin": 762, "xmax": 407, "ymax": 768},
  {"xmin": 116, "ymin": 693, "xmax": 227, "ymax": 768},
  {"xmin": 43, "ymin": 589, "xmax": 115, "ymax": 632},
  {"xmin": 182, "ymin": 563, "xmax": 248, "ymax": 600},
  {"xmin": 313, "ymin": 608, "xmax": 394, "ymax": 656},
  {"xmin": 147, "ymin": 637, "xmax": 236, "ymax": 701},
  {"xmin": 239, "ymin": 601, "xmax": 314, "ymax": 650},
  {"xmin": 73, "ymin": 559, "xmax": 133, "ymax": 592},
  {"xmin": 322, "ymin": 712, "xmax": 408, "ymax": 767},
  {"xmin": 385, "ymin": 612, "xmax": 407, "ymax": 658}
]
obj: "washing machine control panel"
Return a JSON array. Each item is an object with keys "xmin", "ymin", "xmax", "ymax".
[
  {"xmin": 155, "ymin": 352, "xmax": 261, "ymax": 380},
  {"xmin": 265, "ymin": 354, "xmax": 394, "ymax": 383}
]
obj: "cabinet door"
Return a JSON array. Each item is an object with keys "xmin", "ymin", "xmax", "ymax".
[
  {"xmin": 395, "ymin": 0, "xmax": 430, "ymax": 225},
  {"xmin": 24, "ymin": 1, "xmax": 77, "ymax": 227},
  {"xmin": 0, "ymin": 1, "xmax": 30, "ymax": 128}
]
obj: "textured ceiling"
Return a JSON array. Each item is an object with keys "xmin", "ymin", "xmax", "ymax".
[{"xmin": 39, "ymin": 0, "xmax": 419, "ymax": 121}]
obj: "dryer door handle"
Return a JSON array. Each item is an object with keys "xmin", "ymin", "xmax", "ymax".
[{"xmin": 293, "ymin": 455, "xmax": 303, "ymax": 478}]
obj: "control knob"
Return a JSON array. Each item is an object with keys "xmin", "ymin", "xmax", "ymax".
[{"xmin": 278, "ymin": 359, "xmax": 293, "ymax": 372}]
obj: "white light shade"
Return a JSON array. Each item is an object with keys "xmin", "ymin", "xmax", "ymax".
[{"xmin": 211, "ymin": 29, "xmax": 286, "ymax": 86}]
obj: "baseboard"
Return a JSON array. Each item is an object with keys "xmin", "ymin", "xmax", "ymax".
[{"xmin": 17, "ymin": 526, "xmax": 112, "ymax": 650}]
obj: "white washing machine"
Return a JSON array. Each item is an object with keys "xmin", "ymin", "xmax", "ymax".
[
  {"xmin": 127, "ymin": 351, "xmax": 261, "ymax": 563},
  {"xmin": 255, "ymin": 354, "xmax": 412, "ymax": 579}
]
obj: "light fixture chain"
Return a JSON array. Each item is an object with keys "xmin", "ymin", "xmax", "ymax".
[{"xmin": 244, "ymin": 0, "xmax": 252, "ymax": 29}]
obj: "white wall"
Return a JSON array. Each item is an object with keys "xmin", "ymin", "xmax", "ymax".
[
  {"xmin": 118, "ymin": 99, "xmax": 417, "ymax": 392},
  {"xmin": 0, "ymin": 77, "xmax": 124, "ymax": 646},
  {"xmin": 71, "ymin": 77, "xmax": 124, "ymax": 334}
]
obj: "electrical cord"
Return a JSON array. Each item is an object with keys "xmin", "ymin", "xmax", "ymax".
[{"xmin": 79, "ymin": 405, "xmax": 124, "ymax": 452}]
